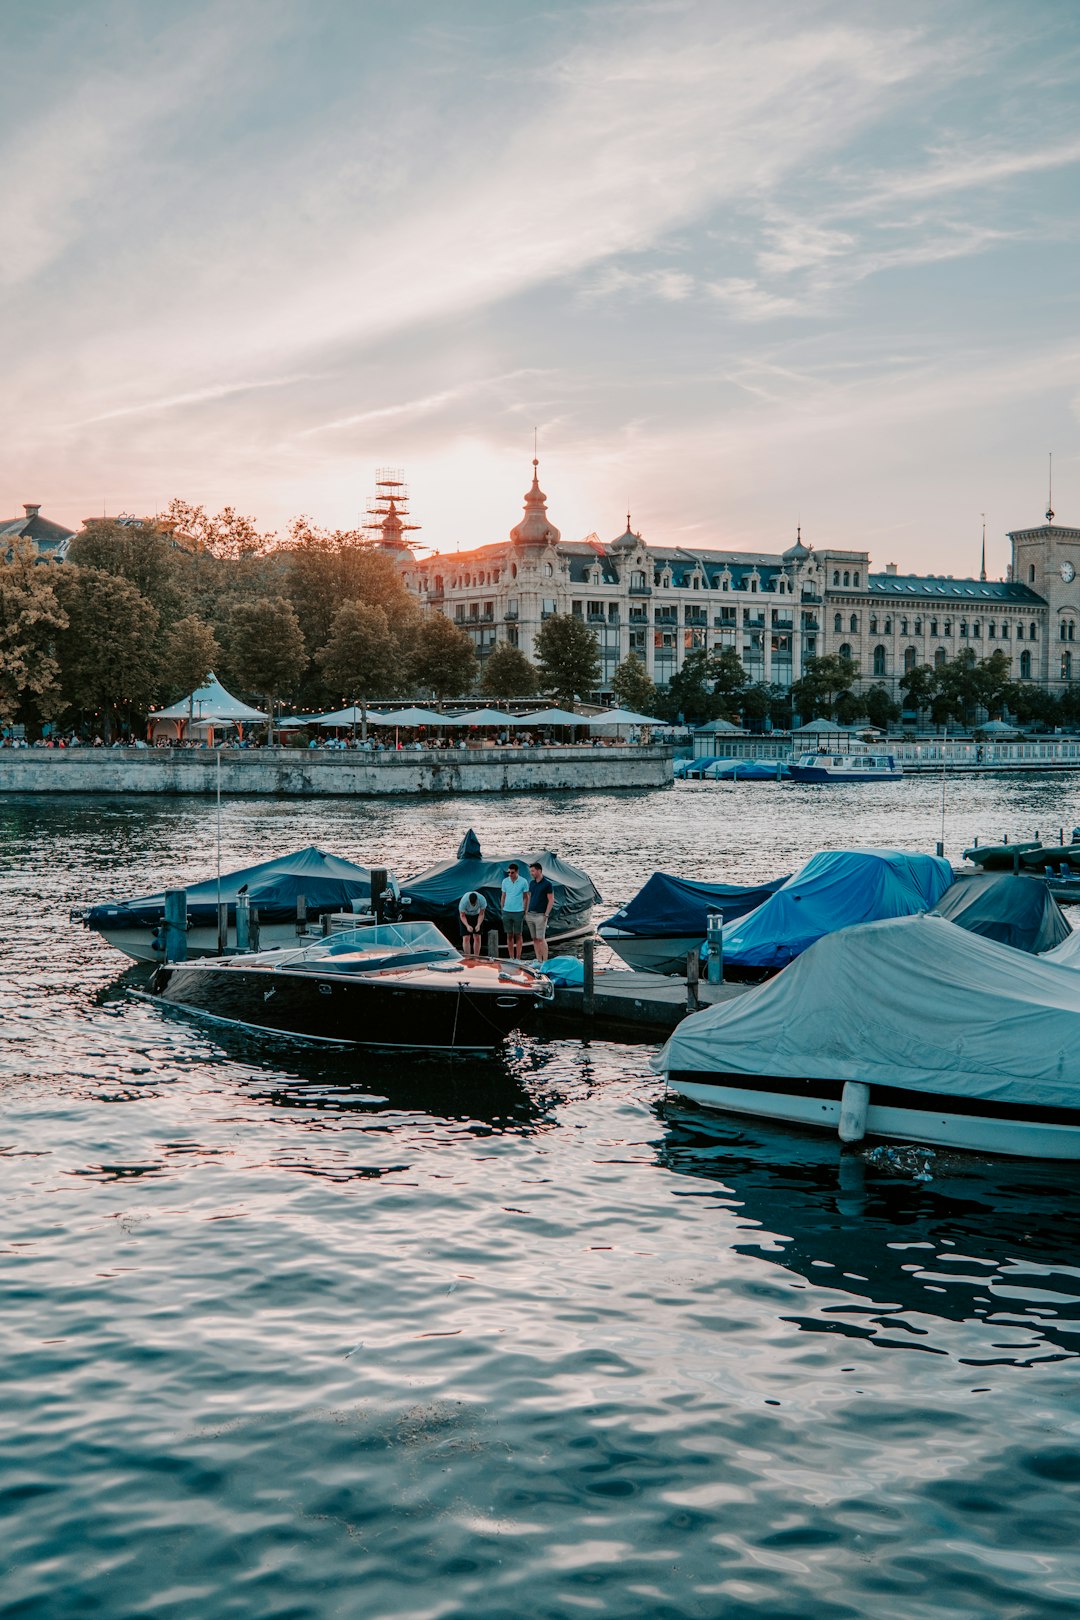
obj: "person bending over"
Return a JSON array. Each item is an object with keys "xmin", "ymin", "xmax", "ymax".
[{"xmin": 458, "ymin": 890, "xmax": 486, "ymax": 956}]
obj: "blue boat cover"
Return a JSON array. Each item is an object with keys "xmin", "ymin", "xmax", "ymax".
[
  {"xmin": 932, "ymin": 872, "xmax": 1070, "ymax": 954},
  {"xmin": 85, "ymin": 846, "xmax": 382, "ymax": 930},
  {"xmin": 401, "ymin": 829, "xmax": 601, "ymax": 934},
  {"xmin": 723, "ymin": 849, "xmax": 954, "ymax": 970},
  {"xmin": 601, "ymin": 872, "xmax": 788, "ymax": 937},
  {"xmin": 706, "ymin": 760, "xmax": 788, "ymax": 780}
]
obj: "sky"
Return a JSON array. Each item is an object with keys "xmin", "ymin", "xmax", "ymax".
[{"xmin": 2, "ymin": 0, "xmax": 1078, "ymax": 576}]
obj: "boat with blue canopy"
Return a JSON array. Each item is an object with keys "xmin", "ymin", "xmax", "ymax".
[{"xmin": 598, "ymin": 872, "xmax": 789, "ymax": 975}]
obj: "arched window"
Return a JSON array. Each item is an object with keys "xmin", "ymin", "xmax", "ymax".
[
  {"xmin": 839, "ymin": 643, "xmax": 852, "ymax": 661},
  {"xmin": 1030, "ymin": 622, "xmax": 1038, "ymax": 641},
  {"xmin": 843, "ymin": 570, "xmax": 850, "ymax": 587},
  {"xmin": 959, "ymin": 621, "xmax": 968, "ymax": 638},
  {"xmin": 849, "ymin": 614, "xmax": 858, "ymax": 633},
  {"xmin": 853, "ymin": 572, "xmax": 860, "ymax": 587},
  {"xmin": 873, "ymin": 645, "xmax": 886, "ymax": 676},
  {"xmin": 900, "ymin": 618, "xmax": 908, "ymax": 635},
  {"xmin": 1063, "ymin": 651, "xmax": 1073, "ymax": 682},
  {"xmin": 1016, "ymin": 623, "xmax": 1024, "ymax": 640},
  {"xmin": 904, "ymin": 645, "xmax": 917, "ymax": 672},
  {"xmin": 973, "ymin": 622, "xmax": 981, "ymax": 638},
  {"xmin": 1062, "ymin": 621, "xmax": 1068, "ymax": 641},
  {"xmin": 833, "ymin": 570, "xmax": 840, "ymax": 586},
  {"xmin": 930, "ymin": 619, "xmax": 938, "ymax": 636},
  {"xmin": 1071, "ymin": 622, "xmax": 1076, "ymax": 641},
  {"xmin": 914, "ymin": 618, "xmax": 922, "ymax": 635},
  {"xmin": 869, "ymin": 615, "xmax": 878, "ymax": 634},
  {"xmin": 884, "ymin": 617, "xmax": 892, "ymax": 634},
  {"xmin": 1001, "ymin": 621, "xmax": 1009, "ymax": 638},
  {"xmin": 1020, "ymin": 650, "xmax": 1032, "ymax": 678},
  {"xmin": 1029, "ymin": 564, "xmax": 1036, "ymax": 583},
  {"xmin": 834, "ymin": 613, "xmax": 843, "ymax": 633},
  {"xmin": 943, "ymin": 619, "xmax": 951, "ymax": 635},
  {"xmin": 934, "ymin": 646, "xmax": 946, "ymax": 668}
]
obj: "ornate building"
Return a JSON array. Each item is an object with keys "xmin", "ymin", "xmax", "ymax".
[{"xmin": 399, "ymin": 462, "xmax": 1077, "ymax": 698}]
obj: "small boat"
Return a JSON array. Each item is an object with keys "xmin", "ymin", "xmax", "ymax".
[
  {"xmin": 721, "ymin": 849, "xmax": 953, "ymax": 977},
  {"xmin": 148, "ymin": 921, "xmax": 553, "ymax": 1052},
  {"xmin": 400, "ymin": 830, "xmax": 601, "ymax": 957},
  {"xmin": 656, "ymin": 913, "xmax": 1080, "ymax": 1158},
  {"xmin": 963, "ymin": 839, "xmax": 1080, "ymax": 874},
  {"xmin": 788, "ymin": 747, "xmax": 902, "ymax": 783},
  {"xmin": 931, "ymin": 872, "xmax": 1070, "ymax": 953},
  {"xmin": 701, "ymin": 760, "xmax": 788, "ymax": 780},
  {"xmin": 598, "ymin": 871, "xmax": 788, "ymax": 976},
  {"xmin": 77, "ymin": 846, "xmax": 393, "ymax": 964}
]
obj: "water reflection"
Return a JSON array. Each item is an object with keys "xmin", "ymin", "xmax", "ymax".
[{"xmin": 658, "ymin": 1102, "xmax": 1080, "ymax": 1365}]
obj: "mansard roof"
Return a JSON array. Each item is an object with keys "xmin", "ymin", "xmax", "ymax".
[
  {"xmin": 0, "ymin": 505, "xmax": 75, "ymax": 558},
  {"xmin": 867, "ymin": 573, "xmax": 1045, "ymax": 605}
]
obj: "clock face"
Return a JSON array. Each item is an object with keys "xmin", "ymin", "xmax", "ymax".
[{"xmin": 1062, "ymin": 561, "xmax": 1076, "ymax": 583}]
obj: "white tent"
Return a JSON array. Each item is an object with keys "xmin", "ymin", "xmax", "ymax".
[
  {"xmin": 378, "ymin": 706, "xmax": 455, "ymax": 726},
  {"xmin": 588, "ymin": 706, "xmax": 664, "ymax": 727},
  {"xmin": 517, "ymin": 707, "xmax": 588, "ymax": 726},
  {"xmin": 150, "ymin": 672, "xmax": 267, "ymax": 724},
  {"xmin": 447, "ymin": 708, "xmax": 518, "ymax": 726},
  {"xmin": 656, "ymin": 913, "xmax": 1080, "ymax": 1109}
]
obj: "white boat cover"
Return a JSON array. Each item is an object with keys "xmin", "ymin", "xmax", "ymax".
[
  {"xmin": 655, "ymin": 913, "xmax": 1080, "ymax": 1108},
  {"xmin": 1042, "ymin": 927, "xmax": 1080, "ymax": 969}
]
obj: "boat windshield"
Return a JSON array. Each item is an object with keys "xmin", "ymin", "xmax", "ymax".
[{"xmin": 230, "ymin": 920, "xmax": 462, "ymax": 970}]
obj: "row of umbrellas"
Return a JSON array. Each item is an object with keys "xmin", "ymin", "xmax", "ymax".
[{"xmin": 307, "ymin": 705, "xmax": 664, "ymax": 728}]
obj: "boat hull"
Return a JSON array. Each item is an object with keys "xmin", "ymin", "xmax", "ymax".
[
  {"xmin": 96, "ymin": 920, "xmax": 331, "ymax": 965},
  {"xmin": 787, "ymin": 765, "xmax": 903, "ymax": 783},
  {"xmin": 665, "ymin": 1071, "xmax": 1080, "ymax": 1159},
  {"xmin": 150, "ymin": 960, "xmax": 547, "ymax": 1051},
  {"xmin": 598, "ymin": 929, "xmax": 705, "ymax": 976}
]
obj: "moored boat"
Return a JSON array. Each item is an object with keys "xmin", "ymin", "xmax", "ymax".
[
  {"xmin": 77, "ymin": 846, "xmax": 392, "ymax": 963},
  {"xmin": 931, "ymin": 871, "xmax": 1070, "ymax": 953},
  {"xmin": 788, "ymin": 747, "xmax": 902, "ymax": 783},
  {"xmin": 598, "ymin": 871, "xmax": 788, "ymax": 975},
  {"xmin": 656, "ymin": 913, "xmax": 1080, "ymax": 1158},
  {"xmin": 148, "ymin": 921, "xmax": 553, "ymax": 1052}
]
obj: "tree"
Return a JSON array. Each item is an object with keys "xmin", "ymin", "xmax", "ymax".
[
  {"xmin": 862, "ymin": 684, "xmax": 901, "ymax": 730},
  {"xmin": 610, "ymin": 653, "xmax": 659, "ymax": 714},
  {"xmin": 410, "ymin": 615, "xmax": 478, "ymax": 699},
  {"xmin": 534, "ymin": 614, "xmax": 600, "ymax": 705},
  {"xmin": 227, "ymin": 596, "xmax": 306, "ymax": 740},
  {"xmin": 68, "ymin": 518, "xmax": 191, "ymax": 628},
  {"xmin": 791, "ymin": 653, "xmax": 859, "ymax": 721},
  {"xmin": 315, "ymin": 601, "xmax": 403, "ymax": 710},
  {"xmin": 55, "ymin": 565, "xmax": 159, "ymax": 742},
  {"xmin": 708, "ymin": 648, "xmax": 748, "ymax": 719},
  {"xmin": 480, "ymin": 641, "xmax": 539, "ymax": 699},
  {"xmin": 0, "ymin": 538, "xmax": 68, "ymax": 729},
  {"xmin": 660, "ymin": 649, "xmax": 720, "ymax": 724},
  {"xmin": 155, "ymin": 499, "xmax": 271, "ymax": 560},
  {"xmin": 900, "ymin": 662, "xmax": 936, "ymax": 717},
  {"xmin": 160, "ymin": 616, "xmax": 221, "ymax": 704}
]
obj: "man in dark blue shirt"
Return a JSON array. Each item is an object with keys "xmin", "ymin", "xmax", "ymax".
[{"xmin": 526, "ymin": 861, "xmax": 555, "ymax": 962}]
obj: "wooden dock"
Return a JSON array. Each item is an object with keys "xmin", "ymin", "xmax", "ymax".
[{"xmin": 539, "ymin": 968, "xmax": 750, "ymax": 1040}]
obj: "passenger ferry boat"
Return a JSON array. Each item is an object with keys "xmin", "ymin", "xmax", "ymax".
[{"xmin": 788, "ymin": 746, "xmax": 902, "ymax": 783}]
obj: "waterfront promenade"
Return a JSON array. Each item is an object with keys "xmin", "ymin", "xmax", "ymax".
[
  {"xmin": 693, "ymin": 733, "xmax": 1080, "ymax": 773},
  {"xmin": 0, "ymin": 742, "xmax": 675, "ymax": 796}
]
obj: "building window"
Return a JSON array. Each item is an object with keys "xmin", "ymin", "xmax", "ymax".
[
  {"xmin": 1063, "ymin": 652, "xmax": 1073, "ymax": 682},
  {"xmin": 1021, "ymin": 650, "xmax": 1032, "ymax": 678},
  {"xmin": 959, "ymin": 622, "xmax": 968, "ymax": 638},
  {"xmin": 839, "ymin": 643, "xmax": 852, "ymax": 661},
  {"xmin": 884, "ymin": 617, "xmax": 892, "ymax": 634},
  {"xmin": 544, "ymin": 563, "xmax": 553, "ymax": 577},
  {"xmin": 853, "ymin": 572, "xmax": 860, "ymax": 586},
  {"xmin": 873, "ymin": 645, "xmax": 886, "ymax": 676},
  {"xmin": 843, "ymin": 571, "xmax": 850, "ymax": 586},
  {"xmin": 914, "ymin": 618, "xmax": 922, "ymax": 635},
  {"xmin": 900, "ymin": 618, "xmax": 908, "ymax": 635},
  {"xmin": 1001, "ymin": 622, "xmax": 1009, "ymax": 638},
  {"xmin": 943, "ymin": 619, "xmax": 950, "ymax": 636},
  {"xmin": 1030, "ymin": 622, "xmax": 1038, "ymax": 641},
  {"xmin": 973, "ymin": 622, "xmax": 981, "ymax": 638},
  {"xmin": 1029, "ymin": 564, "xmax": 1036, "ymax": 583},
  {"xmin": 849, "ymin": 614, "xmax": 858, "ymax": 633},
  {"xmin": 833, "ymin": 613, "xmax": 843, "ymax": 633},
  {"xmin": 935, "ymin": 646, "xmax": 946, "ymax": 668},
  {"xmin": 904, "ymin": 645, "xmax": 917, "ymax": 672},
  {"xmin": 869, "ymin": 616, "xmax": 878, "ymax": 634},
  {"xmin": 930, "ymin": 619, "xmax": 938, "ymax": 636},
  {"xmin": 988, "ymin": 623, "xmax": 996, "ymax": 639},
  {"xmin": 1016, "ymin": 623, "xmax": 1024, "ymax": 640},
  {"xmin": 833, "ymin": 570, "xmax": 840, "ymax": 586}
]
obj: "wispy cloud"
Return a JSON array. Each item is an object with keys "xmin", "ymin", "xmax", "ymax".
[
  {"xmin": 297, "ymin": 371, "xmax": 544, "ymax": 438},
  {"xmin": 64, "ymin": 373, "xmax": 329, "ymax": 430}
]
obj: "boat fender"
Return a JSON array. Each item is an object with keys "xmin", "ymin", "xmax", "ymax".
[{"xmin": 838, "ymin": 1080, "xmax": 870, "ymax": 1144}]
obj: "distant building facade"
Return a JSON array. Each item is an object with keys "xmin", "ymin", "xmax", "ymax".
[
  {"xmin": 0, "ymin": 503, "xmax": 74, "ymax": 560},
  {"xmin": 400, "ymin": 462, "xmax": 1078, "ymax": 699}
]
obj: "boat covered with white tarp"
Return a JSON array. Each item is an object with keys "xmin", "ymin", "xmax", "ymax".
[{"xmin": 656, "ymin": 913, "xmax": 1080, "ymax": 1158}]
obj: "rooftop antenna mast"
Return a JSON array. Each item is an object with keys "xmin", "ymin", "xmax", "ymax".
[
  {"xmin": 1047, "ymin": 452, "xmax": 1055, "ymax": 524},
  {"xmin": 980, "ymin": 514, "xmax": 986, "ymax": 582}
]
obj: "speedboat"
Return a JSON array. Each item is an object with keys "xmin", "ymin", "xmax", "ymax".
[
  {"xmin": 399, "ymin": 830, "xmax": 601, "ymax": 957},
  {"xmin": 76, "ymin": 846, "xmax": 394, "ymax": 963},
  {"xmin": 148, "ymin": 921, "xmax": 553, "ymax": 1052},
  {"xmin": 721, "ymin": 849, "xmax": 953, "ymax": 977},
  {"xmin": 598, "ymin": 871, "xmax": 788, "ymax": 975},
  {"xmin": 656, "ymin": 913, "xmax": 1080, "ymax": 1158},
  {"xmin": 788, "ymin": 748, "xmax": 902, "ymax": 783}
]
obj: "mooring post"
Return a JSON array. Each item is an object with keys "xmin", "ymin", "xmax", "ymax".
[
  {"xmin": 686, "ymin": 949, "xmax": 699, "ymax": 1012},
  {"xmin": 321, "ymin": 913, "xmax": 332, "ymax": 936},
  {"xmin": 296, "ymin": 893, "xmax": 307, "ymax": 935},
  {"xmin": 216, "ymin": 901, "xmax": 228, "ymax": 955},
  {"xmin": 936, "ymin": 841, "xmax": 944, "ymax": 857},
  {"xmin": 250, "ymin": 907, "xmax": 261, "ymax": 951},
  {"xmin": 370, "ymin": 868, "xmax": 388, "ymax": 925},
  {"xmin": 706, "ymin": 912, "xmax": 724, "ymax": 985},
  {"xmin": 582, "ymin": 937, "xmax": 596, "ymax": 1018},
  {"xmin": 487, "ymin": 927, "xmax": 500, "ymax": 959},
  {"xmin": 235, "ymin": 891, "xmax": 251, "ymax": 951},
  {"xmin": 163, "ymin": 889, "xmax": 187, "ymax": 962}
]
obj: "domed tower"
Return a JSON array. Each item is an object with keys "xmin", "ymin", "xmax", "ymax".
[
  {"xmin": 510, "ymin": 459, "xmax": 561, "ymax": 549},
  {"xmin": 783, "ymin": 525, "xmax": 811, "ymax": 564},
  {"xmin": 610, "ymin": 513, "xmax": 641, "ymax": 554}
]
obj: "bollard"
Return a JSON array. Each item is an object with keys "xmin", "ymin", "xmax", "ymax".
[
  {"xmin": 582, "ymin": 937, "xmax": 596, "ymax": 1018},
  {"xmin": 236, "ymin": 892, "xmax": 251, "ymax": 951},
  {"xmin": 163, "ymin": 889, "xmax": 187, "ymax": 962},
  {"xmin": 706, "ymin": 912, "xmax": 724, "ymax": 984},
  {"xmin": 217, "ymin": 901, "xmax": 228, "ymax": 955},
  {"xmin": 370, "ymin": 868, "xmax": 388, "ymax": 925},
  {"xmin": 686, "ymin": 949, "xmax": 700, "ymax": 1013},
  {"xmin": 250, "ymin": 906, "xmax": 261, "ymax": 951},
  {"xmin": 321, "ymin": 913, "xmax": 332, "ymax": 936},
  {"xmin": 487, "ymin": 927, "xmax": 500, "ymax": 960},
  {"xmin": 296, "ymin": 893, "xmax": 307, "ymax": 935},
  {"xmin": 935, "ymin": 841, "xmax": 944, "ymax": 857}
]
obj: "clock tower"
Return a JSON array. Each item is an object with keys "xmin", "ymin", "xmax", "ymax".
[{"xmin": 1009, "ymin": 503, "xmax": 1080, "ymax": 687}]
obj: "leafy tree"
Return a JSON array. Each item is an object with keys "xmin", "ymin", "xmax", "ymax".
[
  {"xmin": 155, "ymin": 499, "xmax": 271, "ymax": 560},
  {"xmin": 900, "ymin": 662, "xmax": 936, "ymax": 716},
  {"xmin": 791, "ymin": 653, "xmax": 859, "ymax": 721},
  {"xmin": 315, "ymin": 601, "xmax": 403, "ymax": 710},
  {"xmin": 709, "ymin": 648, "xmax": 749, "ymax": 719},
  {"xmin": 55, "ymin": 566, "xmax": 159, "ymax": 742},
  {"xmin": 68, "ymin": 518, "xmax": 191, "ymax": 628},
  {"xmin": 480, "ymin": 641, "xmax": 539, "ymax": 699},
  {"xmin": 659, "ymin": 649, "xmax": 719, "ymax": 724},
  {"xmin": 0, "ymin": 538, "xmax": 68, "ymax": 728},
  {"xmin": 411, "ymin": 615, "xmax": 478, "ymax": 699},
  {"xmin": 227, "ymin": 596, "xmax": 306, "ymax": 741},
  {"xmin": 738, "ymin": 682, "xmax": 770, "ymax": 729},
  {"xmin": 862, "ymin": 684, "xmax": 901, "ymax": 730},
  {"xmin": 611, "ymin": 653, "xmax": 659, "ymax": 714},
  {"xmin": 534, "ymin": 614, "xmax": 600, "ymax": 705},
  {"xmin": 160, "ymin": 616, "xmax": 221, "ymax": 704}
]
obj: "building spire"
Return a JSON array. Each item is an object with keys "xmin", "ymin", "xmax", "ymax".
[
  {"xmin": 980, "ymin": 514, "xmax": 987, "ymax": 581},
  {"xmin": 1047, "ymin": 452, "xmax": 1055, "ymax": 524}
]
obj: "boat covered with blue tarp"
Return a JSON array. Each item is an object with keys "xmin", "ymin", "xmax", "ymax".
[
  {"xmin": 931, "ymin": 872, "xmax": 1070, "ymax": 954},
  {"xmin": 598, "ymin": 872, "xmax": 788, "ymax": 975},
  {"xmin": 721, "ymin": 848, "xmax": 953, "ymax": 975}
]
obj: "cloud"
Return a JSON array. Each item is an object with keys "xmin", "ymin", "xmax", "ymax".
[{"xmin": 297, "ymin": 371, "xmax": 545, "ymax": 439}]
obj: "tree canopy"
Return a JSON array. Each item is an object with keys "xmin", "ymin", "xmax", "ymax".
[
  {"xmin": 0, "ymin": 539, "xmax": 68, "ymax": 727},
  {"xmin": 611, "ymin": 653, "xmax": 660, "ymax": 715},
  {"xmin": 55, "ymin": 565, "xmax": 159, "ymax": 741},
  {"xmin": 534, "ymin": 614, "xmax": 600, "ymax": 705},
  {"xmin": 411, "ymin": 616, "xmax": 478, "ymax": 699},
  {"xmin": 480, "ymin": 641, "xmax": 539, "ymax": 699}
]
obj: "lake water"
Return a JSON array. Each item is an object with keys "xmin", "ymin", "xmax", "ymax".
[{"xmin": 3, "ymin": 777, "xmax": 1080, "ymax": 1619}]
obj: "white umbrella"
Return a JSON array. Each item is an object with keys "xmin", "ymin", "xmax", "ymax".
[
  {"xmin": 447, "ymin": 708, "xmax": 518, "ymax": 726},
  {"xmin": 517, "ymin": 707, "xmax": 588, "ymax": 726},
  {"xmin": 308, "ymin": 706, "xmax": 390, "ymax": 727},
  {"xmin": 588, "ymin": 706, "xmax": 664, "ymax": 727},
  {"xmin": 377, "ymin": 706, "xmax": 453, "ymax": 726}
]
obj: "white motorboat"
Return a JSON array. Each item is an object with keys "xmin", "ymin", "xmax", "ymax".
[
  {"xmin": 655, "ymin": 913, "xmax": 1080, "ymax": 1159},
  {"xmin": 788, "ymin": 747, "xmax": 902, "ymax": 783}
]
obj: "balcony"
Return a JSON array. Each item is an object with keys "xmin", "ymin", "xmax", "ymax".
[
  {"xmin": 587, "ymin": 612, "xmax": 606, "ymax": 623},
  {"xmin": 685, "ymin": 612, "xmax": 708, "ymax": 627},
  {"xmin": 628, "ymin": 584, "xmax": 652, "ymax": 597},
  {"xmin": 504, "ymin": 608, "xmax": 518, "ymax": 621},
  {"xmin": 654, "ymin": 612, "xmax": 678, "ymax": 626}
]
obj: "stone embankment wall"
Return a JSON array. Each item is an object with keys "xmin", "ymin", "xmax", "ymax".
[{"xmin": 0, "ymin": 745, "xmax": 674, "ymax": 797}]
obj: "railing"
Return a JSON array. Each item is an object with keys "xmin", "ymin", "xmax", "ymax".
[{"xmin": 628, "ymin": 585, "xmax": 652, "ymax": 597}]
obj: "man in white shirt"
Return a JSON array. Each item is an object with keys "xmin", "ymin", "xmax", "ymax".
[
  {"xmin": 499, "ymin": 863, "xmax": 530, "ymax": 959},
  {"xmin": 458, "ymin": 890, "xmax": 487, "ymax": 956}
]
